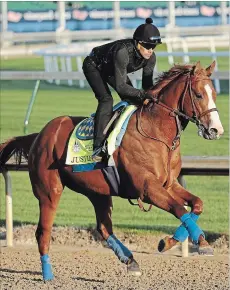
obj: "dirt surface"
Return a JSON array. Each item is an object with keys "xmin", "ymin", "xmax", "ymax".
[{"xmin": 0, "ymin": 225, "xmax": 229, "ymax": 290}]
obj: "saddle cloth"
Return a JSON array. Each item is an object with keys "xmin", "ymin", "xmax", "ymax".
[{"xmin": 65, "ymin": 102, "xmax": 137, "ymax": 172}]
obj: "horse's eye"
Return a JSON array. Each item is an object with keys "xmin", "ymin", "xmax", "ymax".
[{"xmin": 196, "ymin": 93, "xmax": 203, "ymax": 99}]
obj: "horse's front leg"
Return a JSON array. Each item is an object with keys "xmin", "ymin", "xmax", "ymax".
[
  {"xmin": 88, "ymin": 194, "xmax": 141, "ymax": 276},
  {"xmin": 158, "ymin": 179, "xmax": 213, "ymax": 255},
  {"xmin": 137, "ymin": 176, "xmax": 211, "ymax": 253}
]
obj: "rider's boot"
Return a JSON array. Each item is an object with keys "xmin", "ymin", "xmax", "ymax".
[{"xmin": 92, "ymin": 99, "xmax": 113, "ymax": 162}]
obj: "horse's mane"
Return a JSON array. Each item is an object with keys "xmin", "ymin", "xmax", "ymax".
[{"xmin": 150, "ymin": 64, "xmax": 194, "ymax": 98}]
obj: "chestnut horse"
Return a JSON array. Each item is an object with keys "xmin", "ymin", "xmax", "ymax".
[{"xmin": 0, "ymin": 61, "xmax": 224, "ymax": 281}]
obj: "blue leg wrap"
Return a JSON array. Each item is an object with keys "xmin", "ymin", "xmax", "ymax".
[
  {"xmin": 106, "ymin": 234, "xmax": 133, "ymax": 264},
  {"xmin": 173, "ymin": 212, "xmax": 199, "ymax": 242},
  {"xmin": 40, "ymin": 254, "xmax": 54, "ymax": 281},
  {"xmin": 180, "ymin": 213, "xmax": 205, "ymax": 244}
]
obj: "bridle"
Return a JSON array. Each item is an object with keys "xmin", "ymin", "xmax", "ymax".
[
  {"xmin": 139, "ymin": 71, "xmax": 218, "ymax": 150},
  {"xmin": 179, "ymin": 73, "xmax": 218, "ymax": 124}
]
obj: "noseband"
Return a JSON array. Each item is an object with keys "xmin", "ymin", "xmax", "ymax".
[{"xmin": 139, "ymin": 71, "xmax": 218, "ymax": 150}]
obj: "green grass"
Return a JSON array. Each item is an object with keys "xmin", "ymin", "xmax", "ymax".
[
  {"xmin": 0, "ymin": 172, "xmax": 228, "ymax": 235},
  {"xmin": 1, "ymin": 56, "xmax": 45, "ymax": 71},
  {"xmin": 0, "ymin": 57, "xmax": 229, "ymax": 236},
  {"xmin": 0, "ymin": 80, "xmax": 228, "ymax": 156}
]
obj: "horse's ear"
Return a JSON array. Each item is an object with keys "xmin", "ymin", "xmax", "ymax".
[
  {"xmin": 206, "ymin": 61, "xmax": 216, "ymax": 77},
  {"xmin": 192, "ymin": 61, "xmax": 201, "ymax": 75}
]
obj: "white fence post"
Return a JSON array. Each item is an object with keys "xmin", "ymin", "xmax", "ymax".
[
  {"xmin": 76, "ymin": 56, "xmax": 84, "ymax": 88},
  {"xmin": 66, "ymin": 56, "xmax": 73, "ymax": 86},
  {"xmin": 53, "ymin": 56, "xmax": 60, "ymax": 85},
  {"xmin": 3, "ymin": 169, "xmax": 13, "ymax": 247},
  {"xmin": 178, "ymin": 175, "xmax": 189, "ymax": 257}
]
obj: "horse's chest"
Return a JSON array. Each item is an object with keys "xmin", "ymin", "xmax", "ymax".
[{"xmin": 138, "ymin": 151, "xmax": 180, "ymax": 185}]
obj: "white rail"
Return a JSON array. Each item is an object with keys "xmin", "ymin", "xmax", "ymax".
[
  {"xmin": 1, "ymin": 25, "xmax": 229, "ymax": 47},
  {"xmin": 1, "ymin": 70, "xmax": 228, "ymax": 81},
  {"xmin": 3, "ymin": 49, "xmax": 226, "ymax": 93}
]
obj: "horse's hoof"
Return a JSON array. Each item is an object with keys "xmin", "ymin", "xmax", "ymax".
[
  {"xmin": 44, "ymin": 278, "xmax": 54, "ymax": 283},
  {"xmin": 127, "ymin": 258, "xmax": 142, "ymax": 277},
  {"xmin": 198, "ymin": 246, "xmax": 214, "ymax": 256},
  {"xmin": 43, "ymin": 274, "xmax": 54, "ymax": 282},
  {"xmin": 158, "ymin": 236, "xmax": 178, "ymax": 252}
]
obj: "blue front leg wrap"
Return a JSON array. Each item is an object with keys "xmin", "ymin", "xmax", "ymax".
[
  {"xmin": 180, "ymin": 213, "xmax": 205, "ymax": 244},
  {"xmin": 40, "ymin": 254, "xmax": 54, "ymax": 281},
  {"xmin": 106, "ymin": 234, "xmax": 132, "ymax": 264},
  {"xmin": 173, "ymin": 212, "xmax": 199, "ymax": 242}
]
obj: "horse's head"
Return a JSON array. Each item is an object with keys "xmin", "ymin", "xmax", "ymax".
[
  {"xmin": 148, "ymin": 61, "xmax": 224, "ymax": 141},
  {"xmin": 182, "ymin": 61, "xmax": 224, "ymax": 140}
]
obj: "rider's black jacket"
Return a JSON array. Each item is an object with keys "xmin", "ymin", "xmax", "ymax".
[{"xmin": 89, "ymin": 39, "xmax": 156, "ymax": 100}]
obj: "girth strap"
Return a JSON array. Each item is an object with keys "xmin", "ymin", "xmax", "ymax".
[{"xmin": 128, "ymin": 198, "xmax": 152, "ymax": 212}]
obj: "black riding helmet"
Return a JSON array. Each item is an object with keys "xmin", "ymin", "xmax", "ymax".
[{"xmin": 133, "ymin": 18, "xmax": 162, "ymax": 49}]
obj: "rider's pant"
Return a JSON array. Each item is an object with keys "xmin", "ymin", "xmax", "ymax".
[{"xmin": 83, "ymin": 56, "xmax": 113, "ymax": 149}]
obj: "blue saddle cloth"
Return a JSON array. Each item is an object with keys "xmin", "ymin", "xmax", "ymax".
[
  {"xmin": 76, "ymin": 117, "xmax": 94, "ymax": 140},
  {"xmin": 76, "ymin": 101, "xmax": 129, "ymax": 141}
]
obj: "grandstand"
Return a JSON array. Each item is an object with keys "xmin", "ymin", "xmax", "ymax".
[
  {"xmin": 0, "ymin": 1, "xmax": 228, "ymax": 94},
  {"xmin": 4, "ymin": 1, "xmax": 225, "ymax": 10},
  {"xmin": 1, "ymin": 1, "xmax": 229, "ymax": 34}
]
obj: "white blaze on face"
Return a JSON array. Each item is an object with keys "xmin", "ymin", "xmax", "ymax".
[{"xmin": 204, "ymin": 84, "xmax": 224, "ymax": 136}]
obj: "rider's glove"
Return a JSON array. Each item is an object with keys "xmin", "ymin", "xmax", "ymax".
[
  {"xmin": 144, "ymin": 91, "xmax": 153, "ymax": 100},
  {"xmin": 137, "ymin": 90, "xmax": 153, "ymax": 103}
]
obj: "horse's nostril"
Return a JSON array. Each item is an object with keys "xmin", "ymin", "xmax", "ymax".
[
  {"xmin": 209, "ymin": 128, "xmax": 218, "ymax": 134},
  {"xmin": 209, "ymin": 128, "xmax": 219, "ymax": 139}
]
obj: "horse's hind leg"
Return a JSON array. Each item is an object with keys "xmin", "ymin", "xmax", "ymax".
[
  {"xmin": 29, "ymin": 169, "xmax": 63, "ymax": 281},
  {"xmin": 88, "ymin": 194, "xmax": 141, "ymax": 276}
]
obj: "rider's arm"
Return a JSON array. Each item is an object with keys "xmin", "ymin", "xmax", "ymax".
[
  {"xmin": 142, "ymin": 53, "xmax": 156, "ymax": 90},
  {"xmin": 113, "ymin": 47, "xmax": 145, "ymax": 101}
]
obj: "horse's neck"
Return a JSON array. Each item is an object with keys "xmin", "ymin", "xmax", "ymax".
[
  {"xmin": 142, "ymin": 105, "xmax": 178, "ymax": 148},
  {"xmin": 138, "ymin": 76, "xmax": 187, "ymax": 148},
  {"xmin": 159, "ymin": 76, "xmax": 185, "ymax": 109}
]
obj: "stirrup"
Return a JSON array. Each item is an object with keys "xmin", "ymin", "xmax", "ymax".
[{"xmin": 92, "ymin": 147, "xmax": 105, "ymax": 162}]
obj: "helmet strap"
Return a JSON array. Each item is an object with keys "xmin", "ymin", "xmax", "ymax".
[
  {"xmin": 133, "ymin": 39, "xmax": 138, "ymax": 47},
  {"xmin": 137, "ymin": 42, "xmax": 141, "ymax": 50}
]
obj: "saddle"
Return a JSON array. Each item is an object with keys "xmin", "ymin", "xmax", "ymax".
[
  {"xmin": 75, "ymin": 101, "xmax": 129, "ymax": 140},
  {"xmin": 65, "ymin": 101, "xmax": 137, "ymax": 171}
]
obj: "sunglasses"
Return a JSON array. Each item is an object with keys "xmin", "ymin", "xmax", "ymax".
[
  {"xmin": 139, "ymin": 37, "xmax": 162, "ymax": 50},
  {"xmin": 139, "ymin": 42, "xmax": 156, "ymax": 50}
]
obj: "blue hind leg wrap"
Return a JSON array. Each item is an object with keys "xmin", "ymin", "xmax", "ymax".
[
  {"xmin": 107, "ymin": 234, "xmax": 133, "ymax": 264},
  {"xmin": 180, "ymin": 213, "xmax": 205, "ymax": 244},
  {"xmin": 40, "ymin": 254, "xmax": 54, "ymax": 281},
  {"xmin": 173, "ymin": 212, "xmax": 199, "ymax": 242}
]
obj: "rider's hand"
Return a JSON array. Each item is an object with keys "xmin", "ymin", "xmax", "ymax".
[
  {"xmin": 144, "ymin": 91, "xmax": 153, "ymax": 99},
  {"xmin": 143, "ymin": 91, "xmax": 153, "ymax": 105},
  {"xmin": 143, "ymin": 99, "xmax": 150, "ymax": 105},
  {"xmin": 137, "ymin": 90, "xmax": 152, "ymax": 104}
]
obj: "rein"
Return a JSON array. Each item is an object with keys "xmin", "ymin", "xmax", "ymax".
[{"xmin": 128, "ymin": 198, "xmax": 152, "ymax": 212}]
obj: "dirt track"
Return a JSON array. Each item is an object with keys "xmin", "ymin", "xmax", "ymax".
[{"xmin": 1, "ymin": 226, "xmax": 229, "ymax": 290}]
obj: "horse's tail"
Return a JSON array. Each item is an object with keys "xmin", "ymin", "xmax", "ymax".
[{"xmin": 0, "ymin": 133, "xmax": 39, "ymax": 167}]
